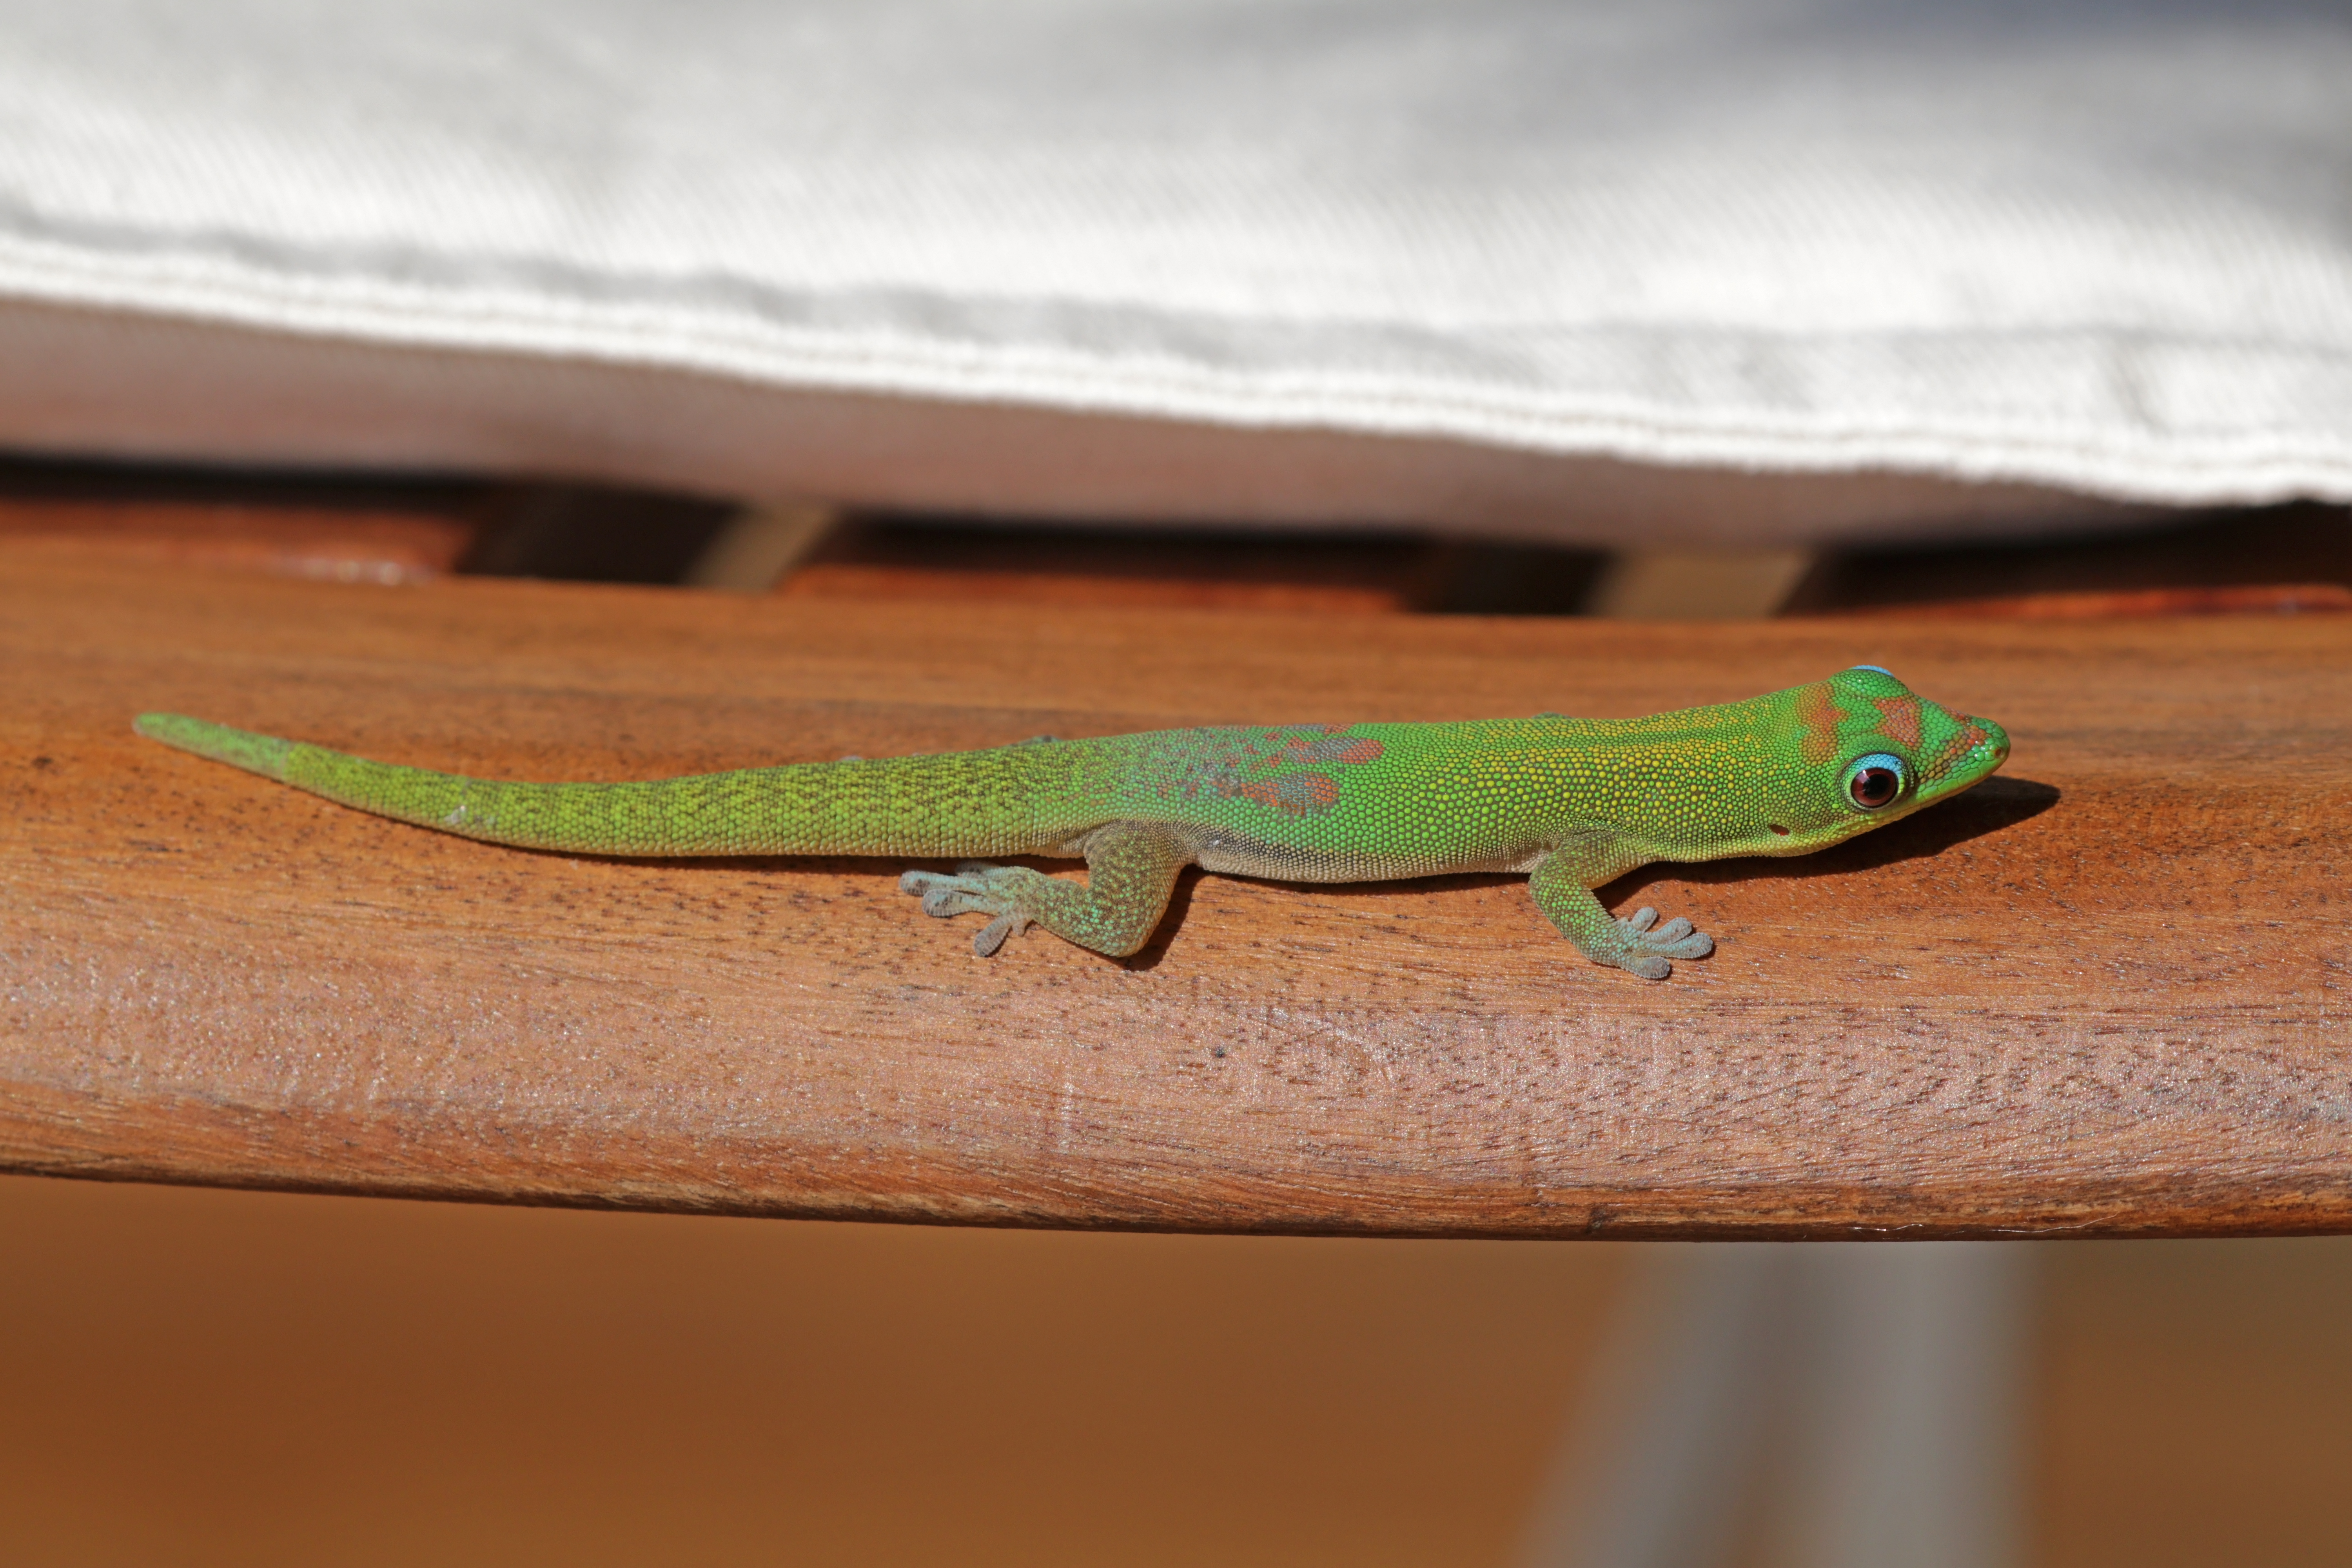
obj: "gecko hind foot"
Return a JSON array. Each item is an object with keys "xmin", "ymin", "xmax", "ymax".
[
  {"xmin": 899, "ymin": 862, "xmax": 1039, "ymax": 956},
  {"xmin": 1616, "ymin": 906, "xmax": 1715, "ymax": 980}
]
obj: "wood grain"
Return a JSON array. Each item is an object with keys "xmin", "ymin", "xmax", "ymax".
[{"xmin": 4, "ymin": 537, "xmax": 2347, "ymax": 1238}]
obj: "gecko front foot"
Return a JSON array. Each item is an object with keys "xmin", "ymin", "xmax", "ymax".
[
  {"xmin": 1614, "ymin": 906, "xmax": 1715, "ymax": 980},
  {"xmin": 899, "ymin": 862, "xmax": 1043, "ymax": 956}
]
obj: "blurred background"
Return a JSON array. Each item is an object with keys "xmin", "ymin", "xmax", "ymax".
[
  {"xmin": 4, "ymin": 0, "xmax": 2350, "ymax": 1561},
  {"xmin": 5, "ymin": 1170, "xmax": 2352, "ymax": 1566}
]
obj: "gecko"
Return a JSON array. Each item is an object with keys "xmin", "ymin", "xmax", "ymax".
[{"xmin": 133, "ymin": 665, "xmax": 2007, "ymax": 980}]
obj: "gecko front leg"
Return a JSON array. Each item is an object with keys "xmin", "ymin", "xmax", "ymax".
[
  {"xmin": 899, "ymin": 821, "xmax": 1193, "ymax": 958},
  {"xmin": 1528, "ymin": 836, "xmax": 1714, "ymax": 980}
]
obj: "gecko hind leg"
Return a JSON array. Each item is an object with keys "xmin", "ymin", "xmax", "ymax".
[{"xmin": 898, "ymin": 821, "xmax": 1194, "ymax": 958}]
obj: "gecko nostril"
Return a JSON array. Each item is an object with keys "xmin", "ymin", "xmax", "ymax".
[{"xmin": 1768, "ymin": 823, "xmax": 1790, "ymax": 836}]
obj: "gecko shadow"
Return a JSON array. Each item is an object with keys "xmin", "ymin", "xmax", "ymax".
[{"xmin": 1618, "ymin": 773, "xmax": 2063, "ymax": 892}]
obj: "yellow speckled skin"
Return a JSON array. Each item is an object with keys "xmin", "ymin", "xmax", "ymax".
[{"xmin": 135, "ymin": 667, "xmax": 2007, "ymax": 978}]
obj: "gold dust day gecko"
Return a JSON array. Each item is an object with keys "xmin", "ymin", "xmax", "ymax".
[{"xmin": 135, "ymin": 665, "xmax": 2007, "ymax": 980}]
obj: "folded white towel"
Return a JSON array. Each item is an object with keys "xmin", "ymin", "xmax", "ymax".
[{"xmin": 2, "ymin": 0, "xmax": 2345, "ymax": 543}]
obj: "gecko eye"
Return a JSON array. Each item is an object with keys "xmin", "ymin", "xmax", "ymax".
[{"xmin": 1842, "ymin": 753, "xmax": 1906, "ymax": 810}]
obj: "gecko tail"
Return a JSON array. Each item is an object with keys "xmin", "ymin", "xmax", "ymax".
[
  {"xmin": 134, "ymin": 713, "xmax": 296, "ymax": 780},
  {"xmin": 132, "ymin": 710, "xmax": 1087, "ymax": 859}
]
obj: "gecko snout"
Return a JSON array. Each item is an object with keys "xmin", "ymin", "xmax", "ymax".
[{"xmin": 1961, "ymin": 714, "xmax": 2011, "ymax": 773}]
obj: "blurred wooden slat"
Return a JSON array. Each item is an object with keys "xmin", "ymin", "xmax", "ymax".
[
  {"xmin": 1835, "ymin": 583, "xmax": 2352, "ymax": 620},
  {"xmin": 1785, "ymin": 502, "xmax": 2352, "ymax": 618},
  {"xmin": 776, "ymin": 518, "xmax": 1443, "ymax": 612},
  {"xmin": 0, "ymin": 456, "xmax": 509, "ymax": 584},
  {"xmin": 2, "ymin": 536, "xmax": 2348, "ymax": 1238},
  {"xmin": 1581, "ymin": 548, "xmax": 1814, "ymax": 620},
  {"xmin": 682, "ymin": 501, "xmax": 840, "ymax": 592},
  {"xmin": 0, "ymin": 495, "xmax": 481, "ymax": 583},
  {"xmin": 771, "ymin": 518, "xmax": 1606, "ymax": 615}
]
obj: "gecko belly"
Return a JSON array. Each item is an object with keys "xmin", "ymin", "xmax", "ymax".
[{"xmin": 1183, "ymin": 824, "xmax": 1544, "ymax": 884}]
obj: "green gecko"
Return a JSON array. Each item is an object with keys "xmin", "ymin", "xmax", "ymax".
[{"xmin": 134, "ymin": 666, "xmax": 2006, "ymax": 980}]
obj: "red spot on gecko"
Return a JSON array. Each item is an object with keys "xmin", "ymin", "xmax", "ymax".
[
  {"xmin": 1872, "ymin": 695, "xmax": 1923, "ymax": 750},
  {"xmin": 1924, "ymin": 720, "xmax": 1989, "ymax": 781},
  {"xmin": 1279, "ymin": 773, "xmax": 1341, "ymax": 813},
  {"xmin": 1235, "ymin": 772, "xmax": 1341, "ymax": 815},
  {"xmin": 1314, "ymin": 737, "xmax": 1384, "ymax": 764},
  {"xmin": 1795, "ymin": 682, "xmax": 1847, "ymax": 766}
]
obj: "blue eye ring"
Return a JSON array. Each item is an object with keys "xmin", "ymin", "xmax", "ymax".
[{"xmin": 1842, "ymin": 752, "xmax": 1907, "ymax": 810}]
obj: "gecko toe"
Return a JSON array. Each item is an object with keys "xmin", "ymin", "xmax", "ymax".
[
  {"xmin": 903, "ymin": 867, "xmax": 987, "ymax": 917},
  {"xmin": 1612, "ymin": 908, "xmax": 1714, "ymax": 972},
  {"xmin": 900, "ymin": 869, "xmax": 963, "ymax": 897},
  {"xmin": 903, "ymin": 863, "xmax": 1038, "ymax": 954},
  {"xmin": 972, "ymin": 913, "xmax": 1036, "ymax": 956}
]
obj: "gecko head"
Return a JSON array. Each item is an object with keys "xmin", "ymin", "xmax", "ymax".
[{"xmin": 1749, "ymin": 666, "xmax": 2009, "ymax": 854}]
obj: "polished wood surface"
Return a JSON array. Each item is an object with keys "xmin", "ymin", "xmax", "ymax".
[{"xmin": 4, "ymin": 537, "xmax": 2347, "ymax": 1237}]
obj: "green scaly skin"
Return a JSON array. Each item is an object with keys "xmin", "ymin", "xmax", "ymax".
[{"xmin": 134, "ymin": 666, "xmax": 2008, "ymax": 979}]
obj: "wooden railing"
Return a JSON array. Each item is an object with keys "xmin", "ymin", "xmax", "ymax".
[{"xmin": 6, "ymin": 518, "xmax": 2345, "ymax": 1238}]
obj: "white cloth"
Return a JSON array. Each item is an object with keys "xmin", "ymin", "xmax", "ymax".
[{"xmin": 1, "ymin": 0, "xmax": 2347, "ymax": 544}]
